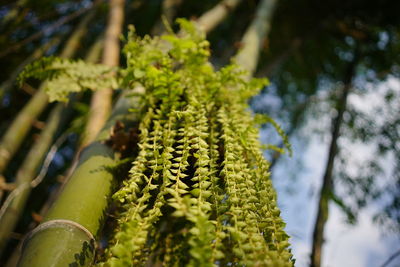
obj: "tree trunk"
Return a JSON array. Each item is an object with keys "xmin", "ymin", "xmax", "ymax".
[
  {"xmin": 82, "ymin": 0, "xmax": 125, "ymax": 147},
  {"xmin": 310, "ymin": 56, "xmax": 358, "ymax": 267}
]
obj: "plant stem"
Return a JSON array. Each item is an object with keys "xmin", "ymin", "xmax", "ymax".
[{"xmin": 152, "ymin": 0, "xmax": 183, "ymax": 35}]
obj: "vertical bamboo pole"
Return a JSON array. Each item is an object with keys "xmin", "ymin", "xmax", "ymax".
[
  {"xmin": 2, "ymin": 38, "xmax": 104, "ymax": 267},
  {"xmin": 0, "ymin": 36, "xmax": 104, "ymax": 260},
  {"xmin": 17, "ymin": 90, "xmax": 141, "ymax": 267},
  {"xmin": 195, "ymin": 0, "xmax": 242, "ymax": 34},
  {"xmin": 0, "ymin": 104, "xmax": 66, "ymax": 256},
  {"xmin": 82, "ymin": 0, "xmax": 125, "ymax": 147},
  {"xmin": 235, "ymin": 0, "xmax": 278, "ymax": 76}
]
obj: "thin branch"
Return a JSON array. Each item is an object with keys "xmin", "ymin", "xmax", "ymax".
[
  {"xmin": 381, "ymin": 249, "xmax": 400, "ymax": 267},
  {"xmin": 152, "ymin": 0, "xmax": 183, "ymax": 35},
  {"xmin": 0, "ymin": 133, "xmax": 69, "ymax": 221}
]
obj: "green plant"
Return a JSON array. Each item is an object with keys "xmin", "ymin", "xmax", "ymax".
[{"xmin": 20, "ymin": 19, "xmax": 293, "ymax": 266}]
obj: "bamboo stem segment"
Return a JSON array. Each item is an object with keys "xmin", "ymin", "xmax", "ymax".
[
  {"xmin": 1, "ymin": 38, "xmax": 105, "ymax": 266},
  {"xmin": 83, "ymin": 0, "xmax": 125, "ymax": 147},
  {"xmin": 235, "ymin": 0, "xmax": 277, "ymax": 76},
  {"xmin": 0, "ymin": 104, "xmax": 66, "ymax": 255},
  {"xmin": 17, "ymin": 90, "xmax": 141, "ymax": 267},
  {"xmin": 18, "ymin": 220, "xmax": 96, "ymax": 267},
  {"xmin": 196, "ymin": 0, "xmax": 242, "ymax": 34}
]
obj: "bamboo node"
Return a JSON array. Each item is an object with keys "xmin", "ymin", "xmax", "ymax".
[{"xmin": 22, "ymin": 219, "xmax": 96, "ymax": 250}]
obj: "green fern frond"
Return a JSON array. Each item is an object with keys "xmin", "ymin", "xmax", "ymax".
[{"xmin": 18, "ymin": 57, "xmax": 119, "ymax": 102}]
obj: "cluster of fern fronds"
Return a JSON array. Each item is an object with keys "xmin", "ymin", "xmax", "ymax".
[{"xmin": 20, "ymin": 20, "xmax": 293, "ymax": 267}]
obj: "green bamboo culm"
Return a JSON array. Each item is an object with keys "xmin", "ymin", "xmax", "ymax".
[
  {"xmin": 100, "ymin": 20, "xmax": 293, "ymax": 266},
  {"xmin": 18, "ymin": 19, "xmax": 293, "ymax": 266}
]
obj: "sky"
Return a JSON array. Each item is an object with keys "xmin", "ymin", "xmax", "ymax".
[{"xmin": 259, "ymin": 77, "xmax": 400, "ymax": 267}]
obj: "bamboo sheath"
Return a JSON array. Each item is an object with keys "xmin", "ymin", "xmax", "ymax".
[
  {"xmin": 0, "ymin": 8, "xmax": 97, "ymax": 175},
  {"xmin": 17, "ymin": 0, "xmax": 275, "ymax": 265}
]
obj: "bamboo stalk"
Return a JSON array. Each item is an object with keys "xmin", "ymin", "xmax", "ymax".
[
  {"xmin": 0, "ymin": 103, "xmax": 68, "ymax": 256},
  {"xmin": 2, "ymin": 37, "xmax": 104, "ymax": 267},
  {"xmin": 17, "ymin": 89, "xmax": 141, "ymax": 267},
  {"xmin": 82, "ymin": 0, "xmax": 125, "ymax": 147},
  {"xmin": 195, "ymin": 0, "xmax": 242, "ymax": 34},
  {"xmin": 0, "ymin": 7, "xmax": 97, "ymax": 175},
  {"xmin": 235, "ymin": 0, "xmax": 278, "ymax": 76}
]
